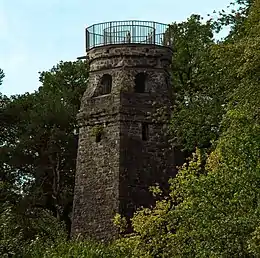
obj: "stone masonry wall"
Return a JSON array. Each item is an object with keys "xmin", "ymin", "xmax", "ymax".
[{"xmin": 71, "ymin": 43, "xmax": 174, "ymax": 242}]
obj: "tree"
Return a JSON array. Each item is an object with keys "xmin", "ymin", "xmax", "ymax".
[
  {"xmin": 0, "ymin": 60, "xmax": 89, "ymax": 241},
  {"xmin": 167, "ymin": 0, "xmax": 256, "ymax": 154},
  {"xmin": 0, "ymin": 68, "xmax": 4, "ymax": 85},
  {"xmin": 213, "ymin": 0, "xmax": 254, "ymax": 41},
  {"xmin": 167, "ymin": 15, "xmax": 228, "ymax": 153}
]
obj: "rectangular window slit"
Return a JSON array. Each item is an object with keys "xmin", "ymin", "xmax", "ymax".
[{"xmin": 142, "ymin": 123, "xmax": 148, "ymax": 141}]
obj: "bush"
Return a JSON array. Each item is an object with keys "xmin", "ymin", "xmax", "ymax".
[{"xmin": 23, "ymin": 238, "xmax": 128, "ymax": 258}]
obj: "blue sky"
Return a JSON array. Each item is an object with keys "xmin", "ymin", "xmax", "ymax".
[{"xmin": 1, "ymin": 0, "xmax": 231, "ymax": 96}]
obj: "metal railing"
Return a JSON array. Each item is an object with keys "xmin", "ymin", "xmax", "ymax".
[{"xmin": 86, "ymin": 20, "xmax": 172, "ymax": 50}]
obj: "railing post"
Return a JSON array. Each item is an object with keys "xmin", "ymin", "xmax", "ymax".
[
  {"xmin": 86, "ymin": 28, "xmax": 89, "ymax": 51},
  {"xmin": 93, "ymin": 25, "xmax": 95, "ymax": 48},
  {"xmin": 132, "ymin": 21, "xmax": 135, "ymax": 43},
  {"xmin": 153, "ymin": 22, "xmax": 156, "ymax": 44},
  {"xmin": 109, "ymin": 22, "xmax": 112, "ymax": 44}
]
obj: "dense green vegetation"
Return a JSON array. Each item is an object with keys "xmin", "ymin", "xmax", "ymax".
[
  {"xmin": 0, "ymin": 61, "xmax": 89, "ymax": 256},
  {"xmin": 1, "ymin": 0, "xmax": 259, "ymax": 256}
]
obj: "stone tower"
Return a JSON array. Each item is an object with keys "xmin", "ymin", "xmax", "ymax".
[{"xmin": 71, "ymin": 20, "xmax": 174, "ymax": 241}]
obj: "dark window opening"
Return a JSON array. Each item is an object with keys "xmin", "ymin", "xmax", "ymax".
[
  {"xmin": 96, "ymin": 132, "xmax": 102, "ymax": 143},
  {"xmin": 142, "ymin": 123, "xmax": 149, "ymax": 141},
  {"xmin": 134, "ymin": 73, "xmax": 146, "ymax": 93},
  {"xmin": 100, "ymin": 74, "xmax": 112, "ymax": 95},
  {"xmin": 165, "ymin": 76, "xmax": 169, "ymax": 86}
]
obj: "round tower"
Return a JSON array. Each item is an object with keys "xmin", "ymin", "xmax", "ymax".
[{"xmin": 71, "ymin": 20, "xmax": 174, "ymax": 241}]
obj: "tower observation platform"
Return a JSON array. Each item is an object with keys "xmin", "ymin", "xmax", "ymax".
[{"xmin": 85, "ymin": 20, "xmax": 172, "ymax": 50}]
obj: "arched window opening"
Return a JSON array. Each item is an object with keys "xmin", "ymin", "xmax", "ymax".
[
  {"xmin": 134, "ymin": 73, "xmax": 147, "ymax": 93},
  {"xmin": 100, "ymin": 74, "xmax": 112, "ymax": 95}
]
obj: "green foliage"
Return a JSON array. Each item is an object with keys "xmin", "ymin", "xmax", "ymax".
[
  {"xmin": 0, "ymin": 68, "xmax": 4, "ymax": 85},
  {"xmin": 90, "ymin": 125, "xmax": 104, "ymax": 138},
  {"xmin": 22, "ymin": 239, "xmax": 121, "ymax": 258},
  {"xmin": 0, "ymin": 202, "xmax": 67, "ymax": 257},
  {"xmin": 212, "ymin": 0, "xmax": 253, "ymax": 40},
  {"xmin": 1, "ymin": 61, "xmax": 88, "ymax": 233},
  {"xmin": 168, "ymin": 15, "xmax": 226, "ymax": 152},
  {"xmin": 168, "ymin": 0, "xmax": 257, "ymax": 153},
  {"xmin": 113, "ymin": 213, "xmax": 128, "ymax": 234},
  {"xmin": 0, "ymin": 60, "xmax": 89, "ymax": 256}
]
